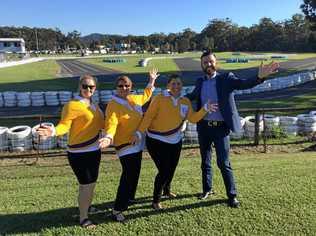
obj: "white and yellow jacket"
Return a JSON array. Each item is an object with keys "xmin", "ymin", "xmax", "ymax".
[
  {"xmin": 104, "ymin": 86, "xmax": 153, "ymax": 157},
  {"xmin": 137, "ymin": 90, "xmax": 208, "ymax": 144},
  {"xmin": 54, "ymin": 96, "xmax": 104, "ymax": 153}
]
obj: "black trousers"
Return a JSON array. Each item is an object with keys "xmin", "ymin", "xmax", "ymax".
[
  {"xmin": 114, "ymin": 151, "xmax": 142, "ymax": 211},
  {"xmin": 146, "ymin": 136, "xmax": 182, "ymax": 203}
]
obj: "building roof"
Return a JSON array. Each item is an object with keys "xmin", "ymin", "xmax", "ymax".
[{"xmin": 0, "ymin": 38, "xmax": 25, "ymax": 42}]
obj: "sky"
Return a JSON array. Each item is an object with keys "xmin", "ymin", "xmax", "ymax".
[{"xmin": 0, "ymin": 0, "xmax": 303, "ymax": 36}]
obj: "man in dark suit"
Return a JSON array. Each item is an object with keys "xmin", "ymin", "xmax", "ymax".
[{"xmin": 187, "ymin": 50, "xmax": 279, "ymax": 207}]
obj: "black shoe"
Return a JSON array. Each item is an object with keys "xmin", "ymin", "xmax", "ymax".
[
  {"xmin": 198, "ymin": 190, "xmax": 215, "ymax": 200},
  {"xmin": 112, "ymin": 210, "xmax": 125, "ymax": 222},
  {"xmin": 128, "ymin": 199, "xmax": 137, "ymax": 205},
  {"xmin": 162, "ymin": 192, "xmax": 177, "ymax": 199},
  {"xmin": 228, "ymin": 197, "xmax": 240, "ymax": 208}
]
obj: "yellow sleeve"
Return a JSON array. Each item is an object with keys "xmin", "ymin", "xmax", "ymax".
[
  {"xmin": 185, "ymin": 98, "xmax": 207, "ymax": 123},
  {"xmin": 104, "ymin": 102, "xmax": 119, "ymax": 138},
  {"xmin": 129, "ymin": 87, "xmax": 153, "ymax": 105},
  {"xmin": 137, "ymin": 95, "xmax": 160, "ymax": 133},
  {"xmin": 55, "ymin": 102, "xmax": 78, "ymax": 136}
]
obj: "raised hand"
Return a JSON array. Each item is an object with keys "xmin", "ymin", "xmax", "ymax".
[
  {"xmin": 149, "ymin": 67, "xmax": 160, "ymax": 81},
  {"xmin": 98, "ymin": 137, "xmax": 112, "ymax": 149},
  {"xmin": 258, "ymin": 61, "xmax": 280, "ymax": 79}
]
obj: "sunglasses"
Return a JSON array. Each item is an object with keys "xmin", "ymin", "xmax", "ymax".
[
  {"xmin": 82, "ymin": 84, "xmax": 96, "ymax": 90},
  {"xmin": 117, "ymin": 84, "xmax": 131, "ymax": 88}
]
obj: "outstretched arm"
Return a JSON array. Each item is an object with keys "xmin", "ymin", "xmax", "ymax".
[{"xmin": 230, "ymin": 61, "xmax": 280, "ymax": 91}]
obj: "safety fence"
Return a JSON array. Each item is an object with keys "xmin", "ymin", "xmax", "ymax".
[
  {"xmin": 0, "ymin": 107, "xmax": 315, "ymax": 160},
  {"xmin": 0, "ymin": 71, "xmax": 315, "ymax": 108}
]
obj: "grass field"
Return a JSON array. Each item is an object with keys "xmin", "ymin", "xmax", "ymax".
[
  {"xmin": 237, "ymin": 90, "xmax": 316, "ymax": 111},
  {"xmin": 0, "ymin": 60, "xmax": 64, "ymax": 92},
  {"xmin": 0, "ymin": 52, "xmax": 315, "ymax": 92},
  {"xmin": 0, "ymin": 150, "xmax": 315, "ymax": 235},
  {"xmin": 82, "ymin": 55, "xmax": 180, "ymax": 73}
]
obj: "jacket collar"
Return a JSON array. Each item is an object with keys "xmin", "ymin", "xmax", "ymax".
[
  {"xmin": 203, "ymin": 71, "xmax": 217, "ymax": 81},
  {"xmin": 74, "ymin": 95, "xmax": 96, "ymax": 111},
  {"xmin": 162, "ymin": 89, "xmax": 183, "ymax": 106}
]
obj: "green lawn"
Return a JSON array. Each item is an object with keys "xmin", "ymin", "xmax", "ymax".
[
  {"xmin": 237, "ymin": 91, "xmax": 316, "ymax": 112},
  {"xmin": 0, "ymin": 60, "xmax": 65, "ymax": 91},
  {"xmin": 82, "ymin": 55, "xmax": 180, "ymax": 74},
  {"xmin": 1, "ymin": 151, "xmax": 315, "ymax": 235}
]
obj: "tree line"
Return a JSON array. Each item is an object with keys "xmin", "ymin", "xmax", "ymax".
[{"xmin": 1, "ymin": 14, "xmax": 315, "ymax": 53}]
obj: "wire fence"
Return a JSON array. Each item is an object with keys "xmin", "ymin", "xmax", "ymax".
[{"xmin": 0, "ymin": 107, "xmax": 315, "ymax": 160}]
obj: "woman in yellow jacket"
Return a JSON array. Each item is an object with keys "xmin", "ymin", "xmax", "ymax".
[
  {"xmin": 134, "ymin": 74, "xmax": 217, "ymax": 210},
  {"xmin": 98, "ymin": 69, "xmax": 159, "ymax": 222},
  {"xmin": 37, "ymin": 75, "xmax": 103, "ymax": 229}
]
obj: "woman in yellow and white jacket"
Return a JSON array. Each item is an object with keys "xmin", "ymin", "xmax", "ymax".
[
  {"xmin": 37, "ymin": 75, "xmax": 103, "ymax": 229},
  {"xmin": 99, "ymin": 69, "xmax": 159, "ymax": 222},
  {"xmin": 134, "ymin": 74, "xmax": 217, "ymax": 210}
]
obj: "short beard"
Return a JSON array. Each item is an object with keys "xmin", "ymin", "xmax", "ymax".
[{"xmin": 203, "ymin": 65, "xmax": 216, "ymax": 75}]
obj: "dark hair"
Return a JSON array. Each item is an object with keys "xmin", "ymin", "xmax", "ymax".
[
  {"xmin": 167, "ymin": 74, "xmax": 182, "ymax": 84},
  {"xmin": 200, "ymin": 49, "xmax": 216, "ymax": 59}
]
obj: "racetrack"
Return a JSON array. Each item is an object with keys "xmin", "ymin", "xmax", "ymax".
[{"xmin": 1, "ymin": 57, "xmax": 315, "ymax": 116}]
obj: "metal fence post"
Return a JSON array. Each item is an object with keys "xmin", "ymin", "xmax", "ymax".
[{"xmin": 254, "ymin": 110, "xmax": 260, "ymax": 145}]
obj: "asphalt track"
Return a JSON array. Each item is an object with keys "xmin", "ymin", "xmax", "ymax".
[{"xmin": 0, "ymin": 57, "xmax": 315, "ymax": 116}]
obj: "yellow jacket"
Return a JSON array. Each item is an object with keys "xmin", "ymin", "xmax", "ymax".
[
  {"xmin": 104, "ymin": 87, "xmax": 153, "ymax": 156},
  {"xmin": 137, "ymin": 91, "xmax": 207, "ymax": 143},
  {"xmin": 55, "ymin": 98, "xmax": 104, "ymax": 152}
]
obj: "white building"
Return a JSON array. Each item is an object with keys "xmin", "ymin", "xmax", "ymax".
[{"xmin": 0, "ymin": 38, "xmax": 26, "ymax": 53}]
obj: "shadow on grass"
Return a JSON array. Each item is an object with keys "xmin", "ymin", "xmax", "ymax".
[
  {"xmin": 301, "ymin": 143, "xmax": 316, "ymax": 152},
  {"xmin": 0, "ymin": 193, "xmax": 227, "ymax": 234}
]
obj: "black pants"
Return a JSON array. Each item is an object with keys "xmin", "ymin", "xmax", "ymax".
[
  {"xmin": 146, "ymin": 136, "xmax": 182, "ymax": 203},
  {"xmin": 67, "ymin": 149, "xmax": 101, "ymax": 185},
  {"xmin": 114, "ymin": 151, "xmax": 142, "ymax": 211}
]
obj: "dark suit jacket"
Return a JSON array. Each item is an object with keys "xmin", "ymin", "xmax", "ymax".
[{"xmin": 186, "ymin": 72, "xmax": 263, "ymax": 132}]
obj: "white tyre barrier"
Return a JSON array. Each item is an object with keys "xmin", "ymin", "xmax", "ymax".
[
  {"xmin": 59, "ymin": 91, "xmax": 72, "ymax": 105},
  {"xmin": 310, "ymin": 111, "xmax": 316, "ymax": 116},
  {"xmin": 57, "ymin": 134, "xmax": 68, "ymax": 148},
  {"xmin": 0, "ymin": 127, "xmax": 9, "ymax": 152},
  {"xmin": 45, "ymin": 91, "xmax": 59, "ymax": 106},
  {"xmin": 263, "ymin": 114, "xmax": 280, "ymax": 136},
  {"xmin": 0, "ymin": 92, "xmax": 4, "ymax": 107},
  {"xmin": 100, "ymin": 90, "xmax": 113, "ymax": 103},
  {"xmin": 32, "ymin": 123, "xmax": 57, "ymax": 150},
  {"xmin": 184, "ymin": 122, "xmax": 198, "ymax": 144},
  {"xmin": 3, "ymin": 91, "xmax": 17, "ymax": 107},
  {"xmin": 153, "ymin": 88, "xmax": 162, "ymax": 96},
  {"xmin": 17, "ymin": 92, "xmax": 31, "ymax": 107},
  {"xmin": 279, "ymin": 116, "xmax": 298, "ymax": 136},
  {"xmin": 136, "ymin": 89, "xmax": 144, "ymax": 95},
  {"xmin": 31, "ymin": 92, "xmax": 45, "ymax": 107},
  {"xmin": 244, "ymin": 116, "xmax": 263, "ymax": 138},
  {"xmin": 297, "ymin": 114, "xmax": 316, "ymax": 134},
  {"xmin": 91, "ymin": 90, "xmax": 100, "ymax": 103},
  {"xmin": 7, "ymin": 126, "xmax": 32, "ymax": 152},
  {"xmin": 230, "ymin": 117, "xmax": 245, "ymax": 140}
]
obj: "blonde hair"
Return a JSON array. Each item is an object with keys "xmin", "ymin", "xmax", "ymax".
[
  {"xmin": 77, "ymin": 74, "xmax": 97, "ymax": 94},
  {"xmin": 115, "ymin": 75, "xmax": 133, "ymax": 88}
]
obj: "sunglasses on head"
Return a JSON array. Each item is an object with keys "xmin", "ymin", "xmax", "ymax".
[
  {"xmin": 82, "ymin": 84, "xmax": 96, "ymax": 90},
  {"xmin": 117, "ymin": 84, "xmax": 131, "ymax": 88}
]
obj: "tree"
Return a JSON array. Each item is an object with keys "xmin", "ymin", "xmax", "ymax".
[
  {"xmin": 301, "ymin": 0, "xmax": 316, "ymax": 30},
  {"xmin": 301, "ymin": 0, "xmax": 316, "ymax": 22}
]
